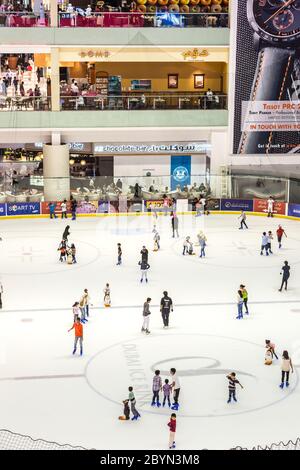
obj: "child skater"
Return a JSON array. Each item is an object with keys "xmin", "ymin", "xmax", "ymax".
[
  {"xmin": 226, "ymin": 372, "xmax": 244, "ymax": 403},
  {"xmin": 72, "ymin": 301, "xmax": 80, "ymax": 322},
  {"xmin": 58, "ymin": 240, "xmax": 67, "ymax": 262},
  {"xmin": 265, "ymin": 339, "xmax": 278, "ymax": 360},
  {"xmin": 67, "ymin": 246, "xmax": 73, "ymax": 265},
  {"xmin": 116, "ymin": 243, "xmax": 122, "ymax": 265},
  {"xmin": 128, "ymin": 386, "xmax": 141, "ymax": 421},
  {"xmin": 152, "ymin": 226, "xmax": 160, "ymax": 251},
  {"xmin": 167, "ymin": 413, "xmax": 177, "ymax": 449},
  {"xmin": 104, "ymin": 283, "xmax": 111, "ymax": 307},
  {"xmin": 151, "ymin": 370, "xmax": 162, "ymax": 407},
  {"xmin": 265, "ymin": 346, "xmax": 273, "ymax": 365},
  {"xmin": 118, "ymin": 399, "xmax": 130, "ymax": 421},
  {"xmin": 267, "ymin": 231, "xmax": 273, "ymax": 254},
  {"xmin": 71, "ymin": 243, "xmax": 77, "ymax": 264},
  {"xmin": 163, "ymin": 379, "xmax": 172, "ymax": 408}
]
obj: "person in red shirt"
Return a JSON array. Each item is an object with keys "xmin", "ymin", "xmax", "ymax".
[
  {"xmin": 68, "ymin": 317, "xmax": 83, "ymax": 356},
  {"xmin": 167, "ymin": 413, "xmax": 177, "ymax": 449},
  {"xmin": 276, "ymin": 225, "xmax": 287, "ymax": 249}
]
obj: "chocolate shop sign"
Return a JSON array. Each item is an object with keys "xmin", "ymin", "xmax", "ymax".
[{"xmin": 93, "ymin": 142, "xmax": 209, "ymax": 155}]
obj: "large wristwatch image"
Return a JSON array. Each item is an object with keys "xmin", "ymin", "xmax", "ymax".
[{"xmin": 238, "ymin": 0, "xmax": 300, "ymax": 154}]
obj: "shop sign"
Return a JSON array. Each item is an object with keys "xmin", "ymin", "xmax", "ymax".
[
  {"xmin": 253, "ymin": 199, "xmax": 286, "ymax": 215},
  {"xmin": 288, "ymin": 204, "xmax": 300, "ymax": 218},
  {"xmin": 94, "ymin": 142, "xmax": 209, "ymax": 155},
  {"xmin": 182, "ymin": 48, "xmax": 209, "ymax": 61},
  {"xmin": 79, "ymin": 50, "xmax": 110, "ymax": 59},
  {"xmin": 7, "ymin": 202, "xmax": 40, "ymax": 216},
  {"xmin": 221, "ymin": 199, "xmax": 253, "ymax": 212},
  {"xmin": 0, "ymin": 203, "xmax": 6, "ymax": 216}
]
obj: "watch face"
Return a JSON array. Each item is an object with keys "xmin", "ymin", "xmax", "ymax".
[{"xmin": 248, "ymin": 0, "xmax": 300, "ymax": 44}]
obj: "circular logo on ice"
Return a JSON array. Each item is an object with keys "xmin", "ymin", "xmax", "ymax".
[
  {"xmin": 84, "ymin": 334, "xmax": 297, "ymax": 418},
  {"xmin": 173, "ymin": 166, "xmax": 189, "ymax": 183}
]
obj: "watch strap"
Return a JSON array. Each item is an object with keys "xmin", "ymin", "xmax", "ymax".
[{"xmin": 238, "ymin": 47, "xmax": 295, "ymax": 154}]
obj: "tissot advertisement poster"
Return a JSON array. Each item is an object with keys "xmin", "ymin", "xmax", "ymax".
[{"xmin": 232, "ymin": 0, "xmax": 300, "ymax": 154}]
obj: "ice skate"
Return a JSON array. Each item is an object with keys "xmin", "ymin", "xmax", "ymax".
[
  {"xmin": 151, "ymin": 401, "xmax": 156, "ymax": 407},
  {"xmin": 279, "ymin": 383, "xmax": 284, "ymax": 389},
  {"xmin": 286, "ymin": 382, "xmax": 289, "ymax": 387},
  {"xmin": 72, "ymin": 349, "xmax": 76, "ymax": 355},
  {"xmin": 145, "ymin": 329, "xmax": 150, "ymax": 334},
  {"xmin": 156, "ymin": 402, "xmax": 161, "ymax": 408}
]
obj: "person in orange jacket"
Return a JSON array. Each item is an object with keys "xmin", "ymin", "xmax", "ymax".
[{"xmin": 68, "ymin": 317, "xmax": 83, "ymax": 356}]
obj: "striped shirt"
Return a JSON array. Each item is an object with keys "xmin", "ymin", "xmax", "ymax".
[
  {"xmin": 152, "ymin": 375, "xmax": 162, "ymax": 392},
  {"xmin": 227, "ymin": 376, "xmax": 240, "ymax": 390}
]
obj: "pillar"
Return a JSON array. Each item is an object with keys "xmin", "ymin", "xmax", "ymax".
[
  {"xmin": 50, "ymin": 47, "xmax": 60, "ymax": 111},
  {"xmin": 50, "ymin": 0, "xmax": 58, "ymax": 27},
  {"xmin": 210, "ymin": 131, "xmax": 229, "ymax": 198},
  {"xmin": 43, "ymin": 143, "xmax": 70, "ymax": 201}
]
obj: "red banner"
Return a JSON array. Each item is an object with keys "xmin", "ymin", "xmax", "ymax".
[
  {"xmin": 41, "ymin": 201, "xmax": 71, "ymax": 214},
  {"xmin": 253, "ymin": 199, "xmax": 286, "ymax": 215}
]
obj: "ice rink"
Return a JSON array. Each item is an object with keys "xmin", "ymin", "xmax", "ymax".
[{"xmin": 0, "ymin": 212, "xmax": 300, "ymax": 450}]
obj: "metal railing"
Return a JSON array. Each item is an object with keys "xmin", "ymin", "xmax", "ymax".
[
  {"xmin": 0, "ymin": 11, "xmax": 50, "ymax": 27},
  {"xmin": 0, "ymin": 95, "xmax": 51, "ymax": 111},
  {"xmin": 58, "ymin": 11, "xmax": 229, "ymax": 28},
  {"xmin": 60, "ymin": 94, "xmax": 227, "ymax": 111}
]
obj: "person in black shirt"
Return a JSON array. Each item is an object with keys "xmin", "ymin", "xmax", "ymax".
[
  {"xmin": 279, "ymin": 261, "xmax": 290, "ymax": 292},
  {"xmin": 62, "ymin": 225, "xmax": 70, "ymax": 242},
  {"xmin": 71, "ymin": 198, "xmax": 77, "ymax": 220},
  {"xmin": 117, "ymin": 243, "xmax": 122, "ymax": 266},
  {"xmin": 140, "ymin": 246, "xmax": 148, "ymax": 263},
  {"xmin": 160, "ymin": 291, "xmax": 173, "ymax": 328}
]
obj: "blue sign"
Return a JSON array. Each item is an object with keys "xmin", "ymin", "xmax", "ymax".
[
  {"xmin": 7, "ymin": 202, "xmax": 41, "ymax": 216},
  {"xmin": 0, "ymin": 204, "xmax": 6, "ymax": 216},
  {"xmin": 288, "ymin": 204, "xmax": 300, "ymax": 218},
  {"xmin": 171, "ymin": 155, "xmax": 191, "ymax": 190},
  {"xmin": 221, "ymin": 199, "xmax": 253, "ymax": 212}
]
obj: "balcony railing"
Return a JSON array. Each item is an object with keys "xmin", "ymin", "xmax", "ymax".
[
  {"xmin": 0, "ymin": 95, "xmax": 51, "ymax": 111},
  {"xmin": 58, "ymin": 11, "xmax": 229, "ymax": 28},
  {"xmin": 0, "ymin": 11, "xmax": 50, "ymax": 27},
  {"xmin": 60, "ymin": 94, "xmax": 227, "ymax": 111}
]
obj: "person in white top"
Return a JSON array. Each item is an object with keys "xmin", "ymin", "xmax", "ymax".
[
  {"xmin": 72, "ymin": 301, "xmax": 80, "ymax": 322},
  {"xmin": 71, "ymin": 82, "xmax": 79, "ymax": 95},
  {"xmin": 0, "ymin": 281, "xmax": 3, "ymax": 309},
  {"xmin": 170, "ymin": 367, "xmax": 180, "ymax": 410},
  {"xmin": 61, "ymin": 199, "xmax": 68, "ymax": 219},
  {"xmin": 85, "ymin": 5, "xmax": 92, "ymax": 16},
  {"xmin": 82, "ymin": 288, "xmax": 92, "ymax": 318},
  {"xmin": 280, "ymin": 350, "xmax": 294, "ymax": 389},
  {"xmin": 267, "ymin": 196, "xmax": 274, "ymax": 218}
]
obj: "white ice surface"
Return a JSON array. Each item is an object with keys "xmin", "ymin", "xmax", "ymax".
[{"xmin": 0, "ymin": 213, "xmax": 300, "ymax": 450}]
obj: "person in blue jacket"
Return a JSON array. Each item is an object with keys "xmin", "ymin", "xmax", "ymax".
[{"xmin": 48, "ymin": 202, "xmax": 57, "ymax": 219}]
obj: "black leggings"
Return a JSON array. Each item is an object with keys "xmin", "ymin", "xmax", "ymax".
[
  {"xmin": 280, "ymin": 277, "xmax": 289, "ymax": 291},
  {"xmin": 281, "ymin": 371, "xmax": 290, "ymax": 383}
]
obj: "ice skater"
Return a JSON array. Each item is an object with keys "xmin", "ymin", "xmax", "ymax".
[
  {"xmin": 240, "ymin": 284, "xmax": 249, "ymax": 315},
  {"xmin": 260, "ymin": 232, "xmax": 269, "ymax": 256},
  {"xmin": 199, "ymin": 233, "xmax": 207, "ymax": 258},
  {"xmin": 277, "ymin": 225, "xmax": 287, "ymax": 249},
  {"xmin": 128, "ymin": 386, "xmax": 141, "ymax": 421},
  {"xmin": 79, "ymin": 295, "xmax": 88, "ymax": 323},
  {"xmin": 70, "ymin": 243, "xmax": 77, "ymax": 263},
  {"xmin": 226, "ymin": 372, "xmax": 243, "ymax": 403},
  {"xmin": 236, "ymin": 289, "xmax": 244, "ymax": 319},
  {"xmin": 151, "ymin": 370, "xmax": 162, "ymax": 407},
  {"xmin": 62, "ymin": 225, "xmax": 70, "ymax": 242},
  {"xmin": 167, "ymin": 413, "xmax": 177, "ymax": 450},
  {"xmin": 170, "ymin": 368, "xmax": 180, "ymax": 410},
  {"xmin": 265, "ymin": 346, "xmax": 273, "ymax": 365},
  {"xmin": 139, "ymin": 259, "xmax": 150, "ymax": 283},
  {"xmin": 279, "ymin": 261, "xmax": 290, "ymax": 292},
  {"xmin": 238, "ymin": 210, "xmax": 248, "ymax": 229},
  {"xmin": 141, "ymin": 297, "xmax": 151, "ymax": 334},
  {"xmin": 68, "ymin": 317, "xmax": 83, "ymax": 356},
  {"xmin": 61, "ymin": 199, "xmax": 68, "ymax": 219},
  {"xmin": 58, "ymin": 240, "xmax": 67, "ymax": 262},
  {"xmin": 171, "ymin": 212, "xmax": 179, "ymax": 238},
  {"xmin": 160, "ymin": 291, "xmax": 173, "ymax": 328},
  {"xmin": 104, "ymin": 283, "xmax": 111, "ymax": 307},
  {"xmin": 72, "ymin": 301, "xmax": 80, "ymax": 322},
  {"xmin": 265, "ymin": 339, "xmax": 278, "ymax": 360},
  {"xmin": 48, "ymin": 202, "xmax": 57, "ymax": 219},
  {"xmin": 152, "ymin": 226, "xmax": 160, "ymax": 251},
  {"xmin": 71, "ymin": 198, "xmax": 77, "ymax": 220},
  {"xmin": 116, "ymin": 243, "xmax": 122, "ymax": 265},
  {"xmin": 267, "ymin": 231, "xmax": 273, "ymax": 254},
  {"xmin": 163, "ymin": 379, "xmax": 172, "ymax": 408},
  {"xmin": 267, "ymin": 196, "xmax": 274, "ymax": 217},
  {"xmin": 280, "ymin": 350, "xmax": 294, "ymax": 388},
  {"xmin": 183, "ymin": 237, "xmax": 194, "ymax": 255}
]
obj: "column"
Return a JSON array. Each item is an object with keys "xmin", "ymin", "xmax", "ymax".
[
  {"xmin": 210, "ymin": 131, "xmax": 229, "ymax": 198},
  {"xmin": 50, "ymin": 0, "xmax": 58, "ymax": 27},
  {"xmin": 50, "ymin": 47, "xmax": 60, "ymax": 111},
  {"xmin": 43, "ymin": 143, "xmax": 70, "ymax": 201}
]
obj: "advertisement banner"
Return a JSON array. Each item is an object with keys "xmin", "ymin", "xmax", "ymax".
[
  {"xmin": 76, "ymin": 201, "xmax": 98, "ymax": 214},
  {"xmin": 288, "ymin": 204, "xmax": 300, "ymax": 218},
  {"xmin": 253, "ymin": 199, "xmax": 286, "ymax": 215},
  {"xmin": 221, "ymin": 199, "xmax": 253, "ymax": 212},
  {"xmin": 232, "ymin": 0, "xmax": 300, "ymax": 154},
  {"xmin": 144, "ymin": 200, "xmax": 164, "ymax": 211},
  {"xmin": 0, "ymin": 203, "xmax": 6, "ymax": 216},
  {"xmin": 41, "ymin": 201, "xmax": 71, "ymax": 214},
  {"xmin": 170, "ymin": 155, "xmax": 191, "ymax": 190},
  {"xmin": 7, "ymin": 202, "xmax": 40, "ymax": 216},
  {"xmin": 206, "ymin": 198, "xmax": 221, "ymax": 211}
]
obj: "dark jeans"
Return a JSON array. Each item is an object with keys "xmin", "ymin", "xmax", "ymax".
[
  {"xmin": 163, "ymin": 394, "xmax": 171, "ymax": 407},
  {"xmin": 162, "ymin": 309, "xmax": 170, "ymax": 326},
  {"xmin": 280, "ymin": 276, "xmax": 289, "ymax": 291},
  {"xmin": 0, "ymin": 292, "xmax": 2, "ymax": 308},
  {"xmin": 281, "ymin": 371, "xmax": 290, "ymax": 383},
  {"xmin": 117, "ymin": 255, "xmax": 122, "ymax": 265},
  {"xmin": 228, "ymin": 389, "xmax": 236, "ymax": 401},
  {"xmin": 72, "ymin": 210, "xmax": 76, "ymax": 220},
  {"xmin": 240, "ymin": 220, "xmax": 248, "ymax": 229},
  {"xmin": 50, "ymin": 212, "xmax": 56, "ymax": 219},
  {"xmin": 152, "ymin": 390, "xmax": 160, "ymax": 404},
  {"xmin": 243, "ymin": 298, "xmax": 249, "ymax": 313},
  {"xmin": 61, "ymin": 212, "xmax": 67, "ymax": 219},
  {"xmin": 183, "ymin": 246, "xmax": 188, "ymax": 255},
  {"xmin": 173, "ymin": 388, "xmax": 180, "ymax": 404},
  {"xmin": 261, "ymin": 245, "xmax": 268, "ymax": 254}
]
